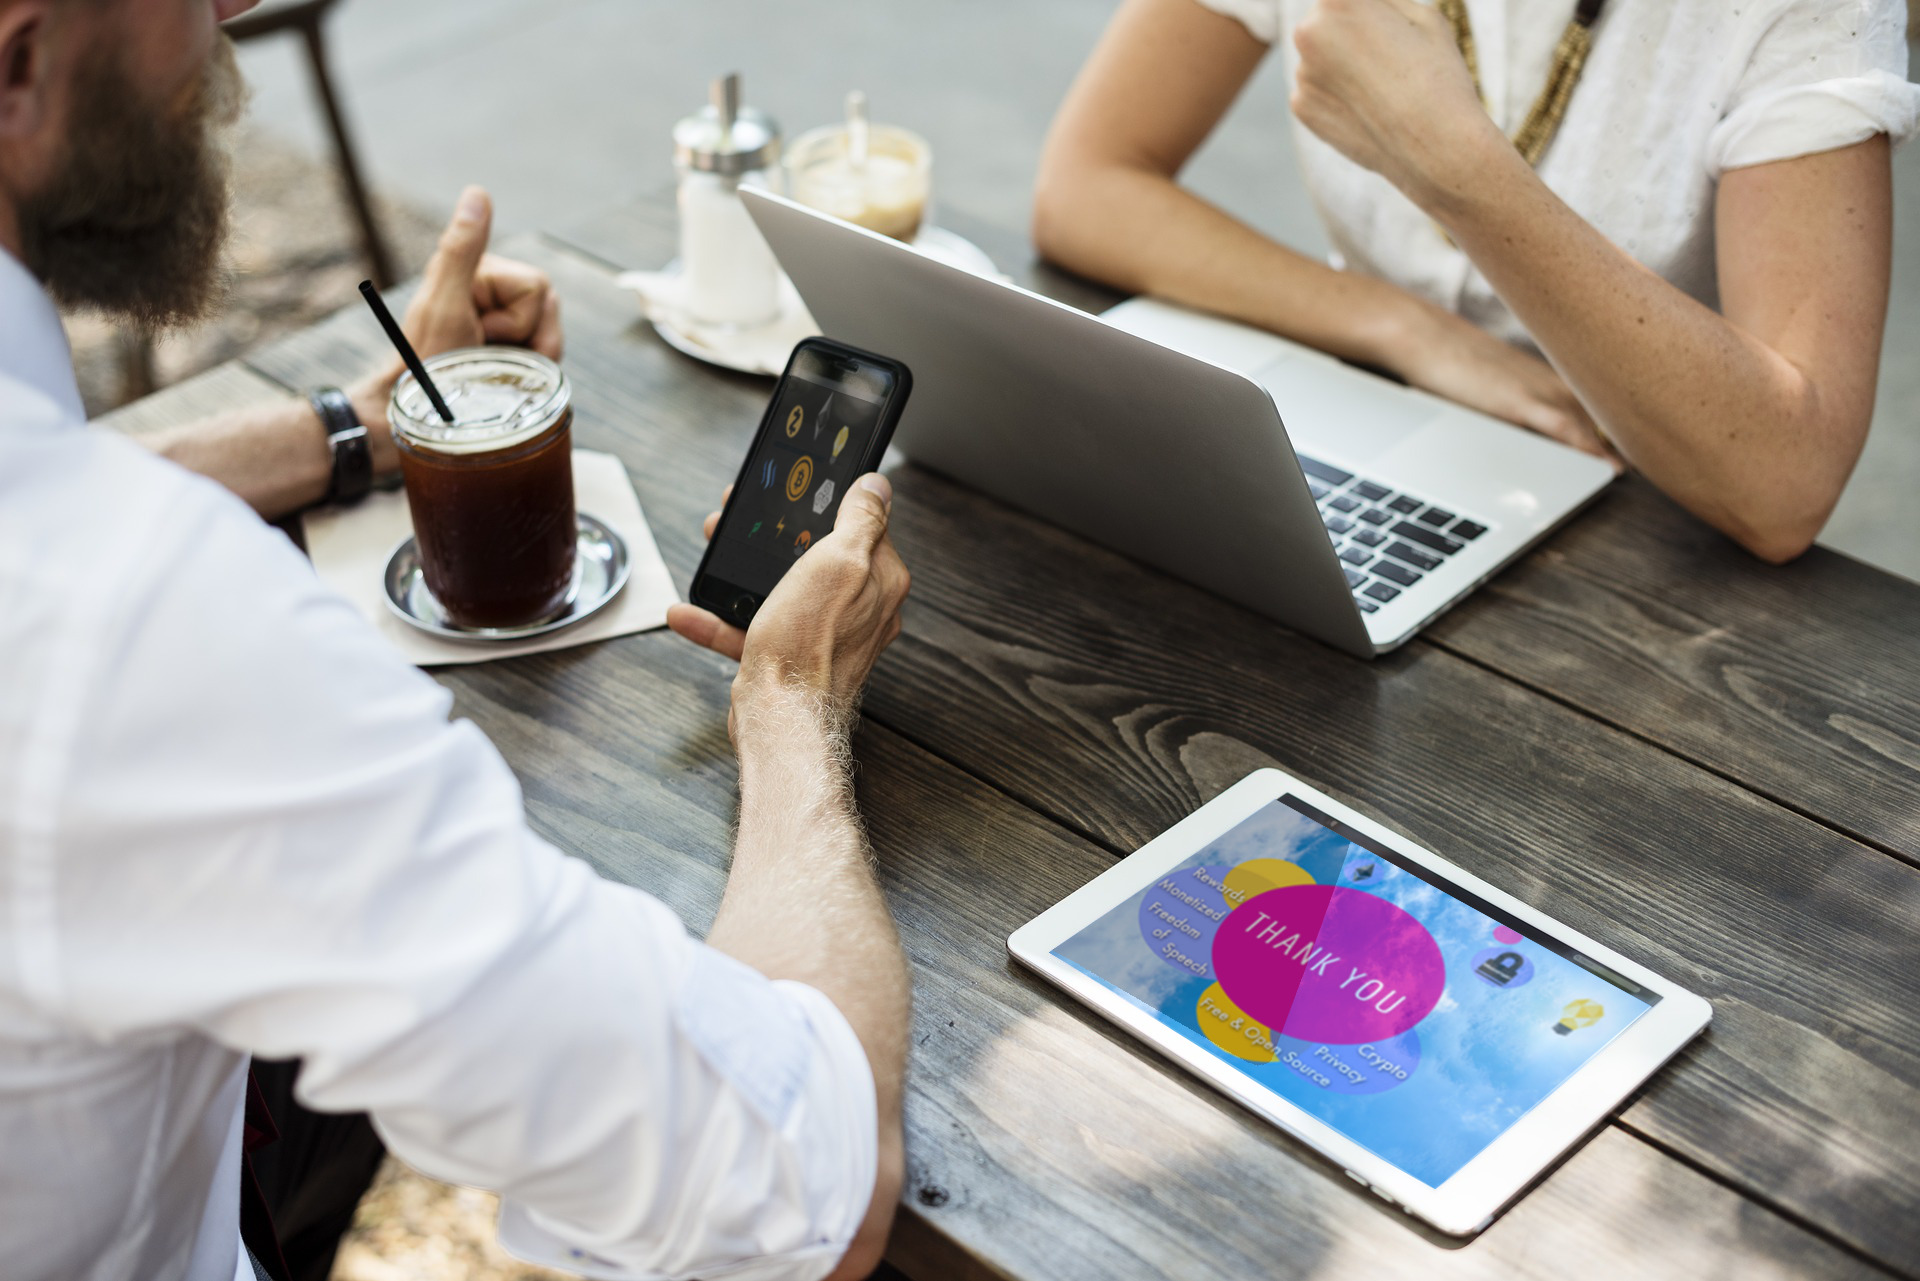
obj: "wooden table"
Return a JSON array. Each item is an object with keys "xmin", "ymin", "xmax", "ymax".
[{"xmin": 107, "ymin": 194, "xmax": 1920, "ymax": 1280}]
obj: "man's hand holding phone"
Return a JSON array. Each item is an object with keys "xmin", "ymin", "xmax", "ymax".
[{"xmin": 668, "ymin": 472, "xmax": 910, "ymax": 732}]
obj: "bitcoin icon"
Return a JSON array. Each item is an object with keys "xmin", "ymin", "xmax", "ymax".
[
  {"xmin": 786, "ymin": 456, "xmax": 814, "ymax": 501},
  {"xmin": 785, "ymin": 404, "xmax": 804, "ymax": 437}
]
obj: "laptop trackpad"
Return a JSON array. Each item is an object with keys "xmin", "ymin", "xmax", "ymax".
[{"xmin": 1260, "ymin": 355, "xmax": 1444, "ymax": 459}]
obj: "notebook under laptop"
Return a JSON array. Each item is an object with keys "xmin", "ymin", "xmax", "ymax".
[{"xmin": 742, "ymin": 188, "xmax": 1615, "ymax": 658}]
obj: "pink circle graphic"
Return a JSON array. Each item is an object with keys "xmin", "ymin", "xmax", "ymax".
[
  {"xmin": 1211, "ymin": 885, "xmax": 1444, "ymax": 1044},
  {"xmin": 1492, "ymin": 926, "xmax": 1523, "ymax": 946}
]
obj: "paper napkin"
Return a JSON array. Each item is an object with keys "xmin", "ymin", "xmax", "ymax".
[{"xmin": 305, "ymin": 449, "xmax": 680, "ymax": 667}]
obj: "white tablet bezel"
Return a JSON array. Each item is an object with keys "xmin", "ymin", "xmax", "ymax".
[{"xmin": 1007, "ymin": 768, "xmax": 1711, "ymax": 1235}]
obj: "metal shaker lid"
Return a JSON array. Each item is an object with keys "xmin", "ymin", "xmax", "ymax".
[{"xmin": 674, "ymin": 72, "xmax": 781, "ymax": 175}]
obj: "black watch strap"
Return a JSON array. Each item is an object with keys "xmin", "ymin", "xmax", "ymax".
[{"xmin": 310, "ymin": 386, "xmax": 372, "ymax": 506}]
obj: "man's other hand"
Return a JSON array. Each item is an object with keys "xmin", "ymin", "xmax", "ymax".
[
  {"xmin": 668, "ymin": 474, "xmax": 911, "ymax": 729},
  {"xmin": 404, "ymin": 185, "xmax": 564, "ymax": 361},
  {"xmin": 348, "ymin": 186, "xmax": 565, "ymax": 473}
]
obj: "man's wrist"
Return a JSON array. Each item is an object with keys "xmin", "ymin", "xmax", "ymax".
[
  {"xmin": 733, "ymin": 677, "xmax": 853, "ymax": 756},
  {"xmin": 347, "ymin": 360, "xmax": 404, "ymax": 477}
]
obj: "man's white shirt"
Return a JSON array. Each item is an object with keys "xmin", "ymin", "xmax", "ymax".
[{"xmin": 0, "ymin": 250, "xmax": 876, "ymax": 1281}]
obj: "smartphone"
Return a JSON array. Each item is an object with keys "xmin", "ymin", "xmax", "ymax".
[{"xmin": 690, "ymin": 338, "xmax": 913, "ymax": 628}]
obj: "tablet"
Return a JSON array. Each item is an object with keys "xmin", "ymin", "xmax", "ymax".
[{"xmin": 1008, "ymin": 768, "xmax": 1710, "ymax": 1235}]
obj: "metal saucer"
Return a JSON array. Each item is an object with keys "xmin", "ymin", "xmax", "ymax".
[{"xmin": 383, "ymin": 513, "xmax": 630, "ymax": 643}]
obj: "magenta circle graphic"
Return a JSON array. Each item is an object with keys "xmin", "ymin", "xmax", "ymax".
[
  {"xmin": 1211, "ymin": 885, "xmax": 1445, "ymax": 1044},
  {"xmin": 1492, "ymin": 925, "xmax": 1523, "ymax": 946}
]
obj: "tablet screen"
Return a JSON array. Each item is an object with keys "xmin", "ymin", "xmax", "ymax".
[{"xmin": 1052, "ymin": 795, "xmax": 1659, "ymax": 1186}]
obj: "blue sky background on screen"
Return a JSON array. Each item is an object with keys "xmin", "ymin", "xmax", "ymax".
[{"xmin": 1054, "ymin": 800, "xmax": 1653, "ymax": 1185}]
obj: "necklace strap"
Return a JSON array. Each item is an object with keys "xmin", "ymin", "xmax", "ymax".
[{"xmin": 1438, "ymin": 0, "xmax": 1607, "ymax": 168}]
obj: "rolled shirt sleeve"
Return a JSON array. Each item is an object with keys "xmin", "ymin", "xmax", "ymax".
[
  {"xmin": 1707, "ymin": 0, "xmax": 1920, "ymax": 175},
  {"xmin": 1190, "ymin": 0, "xmax": 1282, "ymax": 44},
  {"xmin": 41, "ymin": 452, "xmax": 876, "ymax": 1281}
]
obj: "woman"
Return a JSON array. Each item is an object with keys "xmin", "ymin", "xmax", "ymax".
[{"xmin": 1034, "ymin": 0, "xmax": 1918, "ymax": 561}]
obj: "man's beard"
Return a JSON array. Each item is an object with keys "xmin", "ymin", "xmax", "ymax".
[{"xmin": 18, "ymin": 34, "xmax": 245, "ymax": 330}]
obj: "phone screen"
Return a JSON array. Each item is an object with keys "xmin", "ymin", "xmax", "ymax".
[{"xmin": 698, "ymin": 344, "xmax": 899, "ymax": 616}]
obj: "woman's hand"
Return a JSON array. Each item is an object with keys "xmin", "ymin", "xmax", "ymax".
[
  {"xmin": 1392, "ymin": 301, "xmax": 1622, "ymax": 466},
  {"xmin": 1290, "ymin": 0, "xmax": 1503, "ymax": 207}
]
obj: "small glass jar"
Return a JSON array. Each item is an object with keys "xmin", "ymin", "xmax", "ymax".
[
  {"xmin": 786, "ymin": 122, "xmax": 931, "ymax": 243},
  {"xmin": 674, "ymin": 74, "xmax": 783, "ymax": 328},
  {"xmin": 389, "ymin": 348, "xmax": 577, "ymax": 629}
]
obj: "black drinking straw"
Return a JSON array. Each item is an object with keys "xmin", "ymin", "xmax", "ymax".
[{"xmin": 358, "ymin": 279, "xmax": 454, "ymax": 423}]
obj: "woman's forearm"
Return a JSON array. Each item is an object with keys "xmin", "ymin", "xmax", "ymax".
[
  {"xmin": 1422, "ymin": 134, "xmax": 1887, "ymax": 561},
  {"xmin": 1034, "ymin": 158, "xmax": 1427, "ymax": 370}
]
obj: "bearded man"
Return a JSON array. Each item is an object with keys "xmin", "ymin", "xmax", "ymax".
[{"xmin": 0, "ymin": 4, "xmax": 913, "ymax": 1281}]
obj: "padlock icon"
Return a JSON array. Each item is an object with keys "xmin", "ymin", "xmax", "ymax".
[{"xmin": 1476, "ymin": 951, "xmax": 1524, "ymax": 986}]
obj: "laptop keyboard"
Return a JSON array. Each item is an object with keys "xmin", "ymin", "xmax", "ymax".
[{"xmin": 1298, "ymin": 455, "xmax": 1491, "ymax": 615}]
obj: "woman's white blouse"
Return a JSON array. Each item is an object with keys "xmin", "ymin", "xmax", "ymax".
[{"xmin": 1193, "ymin": 0, "xmax": 1920, "ymax": 348}]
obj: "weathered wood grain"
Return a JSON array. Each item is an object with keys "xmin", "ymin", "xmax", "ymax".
[
  {"xmin": 1428, "ymin": 476, "xmax": 1920, "ymax": 861},
  {"xmin": 218, "ymin": 231, "xmax": 1920, "ymax": 1271},
  {"xmin": 553, "ymin": 197, "xmax": 1920, "ymax": 863},
  {"xmin": 435, "ymin": 617, "xmax": 1881, "ymax": 1281},
  {"xmin": 94, "ymin": 361, "xmax": 288, "ymax": 436}
]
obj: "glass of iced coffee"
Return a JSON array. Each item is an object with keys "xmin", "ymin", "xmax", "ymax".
[
  {"xmin": 786, "ymin": 119, "xmax": 931, "ymax": 243},
  {"xmin": 389, "ymin": 348, "xmax": 577, "ymax": 629}
]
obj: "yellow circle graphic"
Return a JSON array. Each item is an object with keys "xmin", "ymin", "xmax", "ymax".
[
  {"xmin": 786, "ymin": 404, "xmax": 804, "ymax": 437},
  {"xmin": 786, "ymin": 456, "xmax": 814, "ymax": 501},
  {"xmin": 1222, "ymin": 858, "xmax": 1314, "ymax": 908},
  {"xmin": 832, "ymin": 425, "xmax": 850, "ymax": 460},
  {"xmin": 1196, "ymin": 982, "xmax": 1276, "ymax": 1062}
]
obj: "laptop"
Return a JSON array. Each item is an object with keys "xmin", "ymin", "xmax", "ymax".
[{"xmin": 741, "ymin": 188, "xmax": 1615, "ymax": 658}]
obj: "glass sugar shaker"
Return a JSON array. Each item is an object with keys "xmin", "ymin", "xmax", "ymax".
[{"xmin": 673, "ymin": 72, "xmax": 783, "ymax": 329}]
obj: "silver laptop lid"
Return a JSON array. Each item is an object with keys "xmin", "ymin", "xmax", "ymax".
[{"xmin": 743, "ymin": 188, "xmax": 1374, "ymax": 658}]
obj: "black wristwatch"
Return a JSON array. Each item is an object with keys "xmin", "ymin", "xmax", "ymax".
[{"xmin": 309, "ymin": 386, "xmax": 372, "ymax": 506}]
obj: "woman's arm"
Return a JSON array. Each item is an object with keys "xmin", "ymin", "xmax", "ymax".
[
  {"xmin": 1290, "ymin": 0, "xmax": 1892, "ymax": 562},
  {"xmin": 1034, "ymin": 0, "xmax": 1614, "ymax": 457}
]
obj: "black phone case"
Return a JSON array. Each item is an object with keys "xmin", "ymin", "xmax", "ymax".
[{"xmin": 689, "ymin": 338, "xmax": 913, "ymax": 629}]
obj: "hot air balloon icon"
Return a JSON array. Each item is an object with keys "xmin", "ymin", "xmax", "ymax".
[{"xmin": 1552, "ymin": 999, "xmax": 1604, "ymax": 1035}]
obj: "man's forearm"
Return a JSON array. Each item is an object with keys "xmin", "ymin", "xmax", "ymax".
[
  {"xmin": 138, "ymin": 372, "xmax": 397, "ymax": 519},
  {"xmin": 707, "ymin": 686, "xmax": 909, "ymax": 1078},
  {"xmin": 705, "ymin": 686, "xmax": 909, "ymax": 1280}
]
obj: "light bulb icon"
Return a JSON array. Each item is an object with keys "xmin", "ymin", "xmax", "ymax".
[{"xmin": 1552, "ymin": 999, "xmax": 1604, "ymax": 1036}]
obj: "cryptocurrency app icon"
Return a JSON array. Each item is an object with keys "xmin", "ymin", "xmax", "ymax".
[
  {"xmin": 759, "ymin": 458, "xmax": 776, "ymax": 488},
  {"xmin": 793, "ymin": 530, "xmax": 812, "ymax": 557},
  {"xmin": 812, "ymin": 479, "xmax": 835, "ymax": 515},
  {"xmin": 785, "ymin": 404, "xmax": 804, "ymax": 438},
  {"xmin": 775, "ymin": 516, "xmax": 786, "ymax": 537},
  {"xmin": 832, "ymin": 426, "xmax": 849, "ymax": 460},
  {"xmin": 748, "ymin": 520, "xmax": 762, "ymax": 538},
  {"xmin": 786, "ymin": 456, "xmax": 814, "ymax": 501}
]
